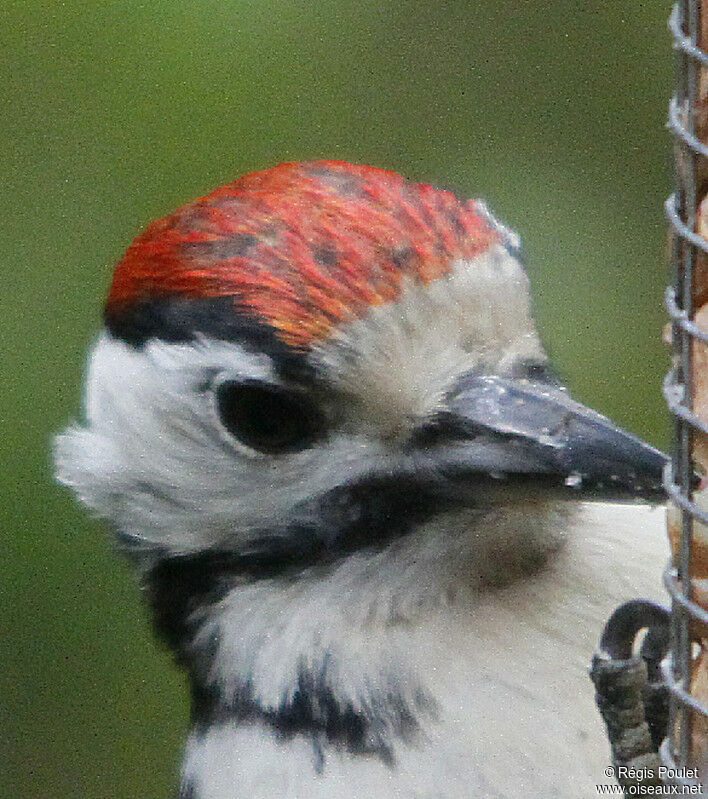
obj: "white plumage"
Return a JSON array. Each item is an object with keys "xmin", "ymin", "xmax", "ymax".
[{"xmin": 179, "ymin": 504, "xmax": 665, "ymax": 798}]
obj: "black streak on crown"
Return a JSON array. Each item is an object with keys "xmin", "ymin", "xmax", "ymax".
[{"xmin": 104, "ymin": 295, "xmax": 315, "ymax": 384}]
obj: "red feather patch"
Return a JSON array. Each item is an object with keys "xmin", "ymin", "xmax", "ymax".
[{"xmin": 106, "ymin": 161, "xmax": 500, "ymax": 347}]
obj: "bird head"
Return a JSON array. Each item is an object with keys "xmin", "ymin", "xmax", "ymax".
[{"xmin": 55, "ymin": 160, "xmax": 666, "ymax": 576}]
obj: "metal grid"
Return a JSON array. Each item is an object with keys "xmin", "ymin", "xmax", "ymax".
[{"xmin": 662, "ymin": 0, "xmax": 708, "ymax": 786}]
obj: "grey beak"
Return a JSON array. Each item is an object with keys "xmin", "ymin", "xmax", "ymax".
[{"xmin": 432, "ymin": 374, "xmax": 667, "ymax": 502}]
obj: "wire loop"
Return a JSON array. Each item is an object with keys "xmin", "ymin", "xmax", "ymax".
[
  {"xmin": 665, "ymin": 285, "xmax": 708, "ymax": 344},
  {"xmin": 669, "ymin": 3, "xmax": 708, "ymax": 67}
]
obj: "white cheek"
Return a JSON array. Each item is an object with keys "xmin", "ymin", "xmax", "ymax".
[{"xmin": 54, "ymin": 333, "xmax": 389, "ymax": 551}]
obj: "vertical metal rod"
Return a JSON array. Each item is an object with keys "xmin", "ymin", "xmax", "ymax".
[
  {"xmin": 662, "ymin": 3, "xmax": 708, "ymax": 784},
  {"xmin": 674, "ymin": 0, "xmax": 698, "ymax": 771}
]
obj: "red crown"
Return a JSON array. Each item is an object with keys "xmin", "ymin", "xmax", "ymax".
[{"xmin": 106, "ymin": 161, "xmax": 500, "ymax": 347}]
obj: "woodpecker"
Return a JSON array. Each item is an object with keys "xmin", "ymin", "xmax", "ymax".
[{"xmin": 55, "ymin": 161, "xmax": 668, "ymax": 799}]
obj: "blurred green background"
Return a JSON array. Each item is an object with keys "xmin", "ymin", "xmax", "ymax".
[{"xmin": 2, "ymin": 1, "xmax": 675, "ymax": 796}]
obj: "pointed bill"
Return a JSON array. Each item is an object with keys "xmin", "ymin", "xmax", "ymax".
[{"xmin": 439, "ymin": 374, "xmax": 667, "ymax": 501}]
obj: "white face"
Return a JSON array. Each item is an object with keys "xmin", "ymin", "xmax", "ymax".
[{"xmin": 54, "ymin": 244, "xmax": 545, "ymax": 554}]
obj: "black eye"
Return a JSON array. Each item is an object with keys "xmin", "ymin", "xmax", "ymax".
[
  {"xmin": 215, "ymin": 380, "xmax": 325, "ymax": 454},
  {"xmin": 513, "ymin": 360, "xmax": 561, "ymax": 385}
]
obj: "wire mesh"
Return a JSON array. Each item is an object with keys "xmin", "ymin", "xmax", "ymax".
[{"xmin": 662, "ymin": 0, "xmax": 707, "ymax": 787}]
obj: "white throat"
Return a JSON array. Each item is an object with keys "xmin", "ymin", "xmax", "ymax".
[{"xmin": 178, "ymin": 503, "xmax": 667, "ymax": 799}]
